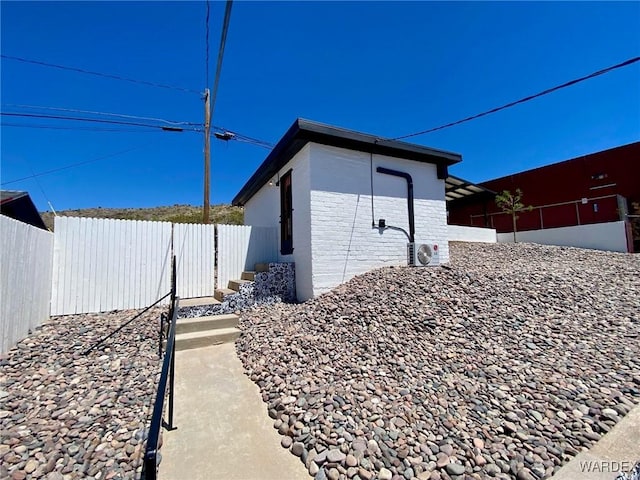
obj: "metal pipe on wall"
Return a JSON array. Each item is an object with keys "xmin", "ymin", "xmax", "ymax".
[{"xmin": 376, "ymin": 166, "xmax": 415, "ymax": 243}]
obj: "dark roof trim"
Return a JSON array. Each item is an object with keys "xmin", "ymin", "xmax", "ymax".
[
  {"xmin": 0, "ymin": 190, "xmax": 48, "ymax": 230},
  {"xmin": 0, "ymin": 190, "xmax": 28, "ymax": 204},
  {"xmin": 232, "ymin": 118, "xmax": 462, "ymax": 206}
]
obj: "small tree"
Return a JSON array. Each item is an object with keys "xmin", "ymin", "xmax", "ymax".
[{"xmin": 495, "ymin": 189, "xmax": 532, "ymax": 242}]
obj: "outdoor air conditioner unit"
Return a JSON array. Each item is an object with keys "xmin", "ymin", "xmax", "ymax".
[{"xmin": 407, "ymin": 243, "xmax": 440, "ymax": 267}]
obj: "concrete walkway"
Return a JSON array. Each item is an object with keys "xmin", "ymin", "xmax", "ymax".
[
  {"xmin": 158, "ymin": 344, "xmax": 310, "ymax": 480},
  {"xmin": 551, "ymin": 403, "xmax": 640, "ymax": 480}
]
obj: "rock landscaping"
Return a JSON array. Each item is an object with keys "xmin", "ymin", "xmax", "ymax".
[
  {"xmin": 179, "ymin": 262, "xmax": 297, "ymax": 318},
  {"xmin": 236, "ymin": 242, "xmax": 640, "ymax": 480},
  {"xmin": 0, "ymin": 307, "xmax": 165, "ymax": 480}
]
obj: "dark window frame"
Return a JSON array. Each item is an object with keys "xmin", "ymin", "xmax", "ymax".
[{"xmin": 280, "ymin": 169, "xmax": 294, "ymax": 255}]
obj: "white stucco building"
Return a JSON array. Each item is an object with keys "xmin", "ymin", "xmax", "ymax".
[{"xmin": 232, "ymin": 119, "xmax": 462, "ymax": 301}]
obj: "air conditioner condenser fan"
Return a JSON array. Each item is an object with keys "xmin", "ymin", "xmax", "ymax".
[{"xmin": 416, "ymin": 244, "xmax": 433, "ymax": 265}]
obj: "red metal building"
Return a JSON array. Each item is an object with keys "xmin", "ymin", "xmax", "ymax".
[{"xmin": 447, "ymin": 141, "xmax": 640, "ymax": 250}]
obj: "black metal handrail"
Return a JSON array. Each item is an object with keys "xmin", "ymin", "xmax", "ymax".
[
  {"xmin": 82, "ymin": 292, "xmax": 172, "ymax": 357},
  {"xmin": 142, "ymin": 256, "xmax": 178, "ymax": 480}
]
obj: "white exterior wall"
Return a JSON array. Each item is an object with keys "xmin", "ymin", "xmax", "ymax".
[
  {"xmin": 448, "ymin": 224, "xmax": 497, "ymax": 243},
  {"xmin": 497, "ymin": 221, "xmax": 629, "ymax": 252},
  {"xmin": 1, "ymin": 215, "xmax": 54, "ymax": 354},
  {"xmin": 309, "ymin": 144, "xmax": 448, "ymax": 298},
  {"xmin": 243, "ymin": 144, "xmax": 313, "ymax": 300},
  {"xmin": 243, "ymin": 179, "xmax": 280, "ymax": 228}
]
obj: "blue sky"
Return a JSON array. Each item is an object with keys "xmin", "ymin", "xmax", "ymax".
[{"xmin": 1, "ymin": 1, "xmax": 639, "ymax": 212}]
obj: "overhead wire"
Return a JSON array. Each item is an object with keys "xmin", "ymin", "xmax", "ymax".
[
  {"xmin": 392, "ymin": 56, "xmax": 640, "ymax": 140},
  {"xmin": 2, "ymin": 116, "xmax": 275, "ymax": 147},
  {"xmin": 231, "ymin": 137, "xmax": 273, "ymax": 150},
  {"xmin": 3, "ymin": 104, "xmax": 200, "ymax": 126},
  {"xmin": 1, "ymin": 112, "xmax": 201, "ymax": 131},
  {"xmin": 1, "ymin": 147, "xmax": 143, "ymax": 186},
  {"xmin": 1, "ymin": 54, "xmax": 201, "ymax": 94},
  {"xmin": 210, "ymin": 125, "xmax": 274, "ymax": 149},
  {"xmin": 2, "ymin": 29, "xmax": 277, "ymax": 193},
  {"xmin": 210, "ymin": 0, "xmax": 233, "ymax": 120},
  {"xmin": 232, "ymin": 136, "xmax": 273, "ymax": 149},
  {"xmin": 25, "ymin": 158, "xmax": 57, "ymax": 215},
  {"xmin": 3, "ymin": 109, "xmax": 274, "ymax": 149},
  {"xmin": 1, "ymin": 122, "xmax": 168, "ymax": 133},
  {"xmin": 3, "ymin": 119, "xmax": 274, "ymax": 150}
]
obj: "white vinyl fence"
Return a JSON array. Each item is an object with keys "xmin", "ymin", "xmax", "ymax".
[
  {"xmin": 2, "ymin": 216, "xmax": 274, "ymax": 333},
  {"xmin": 174, "ymin": 223, "xmax": 215, "ymax": 299},
  {"xmin": 497, "ymin": 220, "xmax": 629, "ymax": 252},
  {"xmin": 216, "ymin": 224, "xmax": 278, "ymax": 289},
  {"xmin": 1, "ymin": 215, "xmax": 54, "ymax": 353},
  {"xmin": 52, "ymin": 217, "xmax": 173, "ymax": 315}
]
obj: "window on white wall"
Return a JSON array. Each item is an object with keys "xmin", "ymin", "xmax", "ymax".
[{"xmin": 280, "ymin": 170, "xmax": 293, "ymax": 255}]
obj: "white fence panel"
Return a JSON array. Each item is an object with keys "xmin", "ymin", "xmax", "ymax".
[
  {"xmin": 1, "ymin": 215, "xmax": 54, "ymax": 354},
  {"xmin": 174, "ymin": 223, "xmax": 216, "ymax": 298},
  {"xmin": 52, "ymin": 217, "xmax": 172, "ymax": 315},
  {"xmin": 496, "ymin": 221, "xmax": 629, "ymax": 252},
  {"xmin": 217, "ymin": 224, "xmax": 278, "ymax": 289},
  {"xmin": 448, "ymin": 224, "xmax": 497, "ymax": 243}
]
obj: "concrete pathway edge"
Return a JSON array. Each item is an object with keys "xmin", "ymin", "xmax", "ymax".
[{"xmin": 551, "ymin": 403, "xmax": 640, "ymax": 480}]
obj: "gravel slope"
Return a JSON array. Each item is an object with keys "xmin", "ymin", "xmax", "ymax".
[
  {"xmin": 1, "ymin": 307, "xmax": 165, "ymax": 480},
  {"xmin": 237, "ymin": 242, "xmax": 640, "ymax": 480}
]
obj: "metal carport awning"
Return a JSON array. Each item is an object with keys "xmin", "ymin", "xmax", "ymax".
[{"xmin": 445, "ymin": 175, "xmax": 495, "ymax": 203}]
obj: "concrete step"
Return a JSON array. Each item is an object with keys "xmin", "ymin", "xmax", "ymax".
[
  {"xmin": 255, "ymin": 263, "xmax": 270, "ymax": 273},
  {"xmin": 241, "ymin": 271, "xmax": 256, "ymax": 281},
  {"xmin": 179, "ymin": 296, "xmax": 220, "ymax": 307},
  {"xmin": 228, "ymin": 279, "xmax": 252, "ymax": 291},
  {"xmin": 176, "ymin": 314, "xmax": 239, "ymax": 335},
  {"xmin": 214, "ymin": 288, "xmax": 235, "ymax": 302},
  {"xmin": 175, "ymin": 328, "xmax": 241, "ymax": 351}
]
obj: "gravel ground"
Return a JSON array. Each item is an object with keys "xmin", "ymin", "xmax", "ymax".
[
  {"xmin": 237, "ymin": 242, "xmax": 640, "ymax": 480},
  {"xmin": 1, "ymin": 307, "xmax": 165, "ymax": 480}
]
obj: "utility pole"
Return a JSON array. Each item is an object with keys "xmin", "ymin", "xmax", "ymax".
[
  {"xmin": 203, "ymin": 0, "xmax": 232, "ymax": 224},
  {"xmin": 203, "ymin": 88, "xmax": 211, "ymax": 224}
]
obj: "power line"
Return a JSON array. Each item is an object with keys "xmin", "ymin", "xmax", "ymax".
[
  {"xmin": 200, "ymin": 126, "xmax": 274, "ymax": 148},
  {"xmin": 3, "ymin": 118, "xmax": 274, "ymax": 147},
  {"xmin": 1, "ymin": 147, "xmax": 143, "ymax": 186},
  {"xmin": 1, "ymin": 122, "xmax": 167, "ymax": 133},
  {"xmin": 4, "ymin": 104, "xmax": 200, "ymax": 126},
  {"xmin": 1, "ymin": 112, "xmax": 200, "ymax": 131},
  {"xmin": 1, "ymin": 54, "xmax": 201, "ymax": 94},
  {"xmin": 24, "ymin": 158, "xmax": 57, "ymax": 216},
  {"xmin": 210, "ymin": 0, "xmax": 233, "ymax": 120},
  {"xmin": 230, "ymin": 134, "xmax": 273, "ymax": 149},
  {"xmin": 210, "ymin": 125, "xmax": 274, "ymax": 149},
  {"xmin": 230, "ymin": 136, "xmax": 273, "ymax": 150},
  {"xmin": 392, "ymin": 56, "xmax": 640, "ymax": 141},
  {"xmin": 3, "ymin": 111, "xmax": 274, "ymax": 149}
]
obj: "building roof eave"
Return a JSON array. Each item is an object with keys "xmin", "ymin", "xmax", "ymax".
[{"xmin": 232, "ymin": 118, "xmax": 462, "ymax": 207}]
